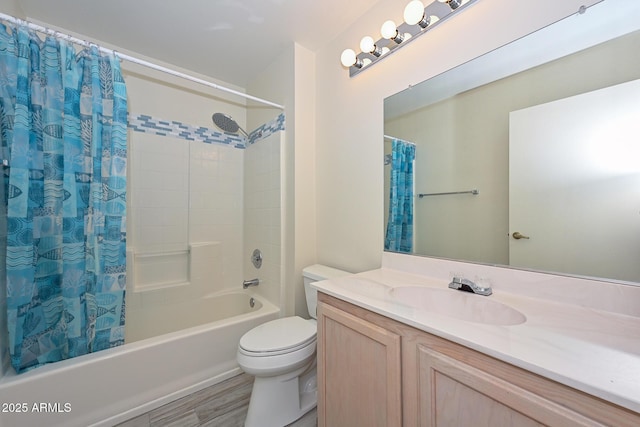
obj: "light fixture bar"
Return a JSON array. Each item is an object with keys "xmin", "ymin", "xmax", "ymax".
[{"xmin": 345, "ymin": 0, "xmax": 479, "ymax": 77}]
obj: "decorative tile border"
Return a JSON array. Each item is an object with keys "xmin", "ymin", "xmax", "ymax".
[
  {"xmin": 248, "ymin": 113, "xmax": 286, "ymax": 146},
  {"xmin": 127, "ymin": 114, "xmax": 245, "ymax": 148},
  {"xmin": 127, "ymin": 112, "xmax": 285, "ymax": 149}
]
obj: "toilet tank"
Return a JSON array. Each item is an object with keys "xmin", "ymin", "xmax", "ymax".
[{"xmin": 303, "ymin": 264, "xmax": 351, "ymax": 319}]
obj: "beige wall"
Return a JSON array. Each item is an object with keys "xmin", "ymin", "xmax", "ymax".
[
  {"xmin": 247, "ymin": 43, "xmax": 317, "ymax": 317},
  {"xmin": 243, "ymin": 133, "xmax": 283, "ymax": 306},
  {"xmin": 291, "ymin": 45, "xmax": 319, "ymax": 317},
  {"xmin": 314, "ymin": 0, "xmax": 600, "ymax": 274},
  {"xmin": 1, "ymin": 0, "xmax": 24, "ymax": 18},
  {"xmin": 247, "ymin": 46, "xmax": 294, "ymax": 315}
]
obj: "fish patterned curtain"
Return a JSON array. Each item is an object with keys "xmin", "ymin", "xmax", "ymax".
[
  {"xmin": 384, "ymin": 139, "xmax": 415, "ymax": 253},
  {"xmin": 0, "ymin": 22, "xmax": 128, "ymax": 372}
]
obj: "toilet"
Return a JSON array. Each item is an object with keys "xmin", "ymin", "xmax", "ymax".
[{"xmin": 237, "ymin": 264, "xmax": 350, "ymax": 427}]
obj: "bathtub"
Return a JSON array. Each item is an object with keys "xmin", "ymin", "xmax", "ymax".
[{"xmin": 0, "ymin": 290, "xmax": 279, "ymax": 427}]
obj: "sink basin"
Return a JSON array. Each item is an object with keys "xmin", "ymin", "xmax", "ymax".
[{"xmin": 389, "ymin": 286, "xmax": 526, "ymax": 326}]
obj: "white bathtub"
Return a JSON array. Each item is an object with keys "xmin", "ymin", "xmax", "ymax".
[{"xmin": 0, "ymin": 291, "xmax": 279, "ymax": 427}]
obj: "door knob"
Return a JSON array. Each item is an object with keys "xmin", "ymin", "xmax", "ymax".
[{"xmin": 512, "ymin": 232, "xmax": 530, "ymax": 240}]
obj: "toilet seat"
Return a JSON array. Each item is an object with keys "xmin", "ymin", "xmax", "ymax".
[{"xmin": 239, "ymin": 316, "xmax": 316, "ymax": 357}]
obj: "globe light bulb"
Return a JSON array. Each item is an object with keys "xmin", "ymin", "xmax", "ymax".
[
  {"xmin": 360, "ymin": 36, "xmax": 375, "ymax": 53},
  {"xmin": 340, "ymin": 49, "xmax": 357, "ymax": 67},
  {"xmin": 380, "ymin": 20, "xmax": 398, "ymax": 40},
  {"xmin": 404, "ymin": 1, "xmax": 425, "ymax": 25}
]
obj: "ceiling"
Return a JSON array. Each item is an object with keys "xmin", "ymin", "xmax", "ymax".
[{"xmin": 16, "ymin": 0, "xmax": 384, "ymax": 87}]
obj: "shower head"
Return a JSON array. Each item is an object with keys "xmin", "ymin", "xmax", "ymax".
[{"xmin": 212, "ymin": 113, "xmax": 249, "ymax": 138}]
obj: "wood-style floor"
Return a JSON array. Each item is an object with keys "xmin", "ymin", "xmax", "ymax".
[{"xmin": 115, "ymin": 373, "xmax": 317, "ymax": 427}]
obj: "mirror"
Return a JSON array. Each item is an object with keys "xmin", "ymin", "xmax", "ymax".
[{"xmin": 384, "ymin": 0, "xmax": 640, "ymax": 284}]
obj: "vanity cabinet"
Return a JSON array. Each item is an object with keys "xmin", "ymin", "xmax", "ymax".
[
  {"xmin": 316, "ymin": 296, "xmax": 402, "ymax": 427},
  {"xmin": 317, "ymin": 293, "xmax": 640, "ymax": 427}
]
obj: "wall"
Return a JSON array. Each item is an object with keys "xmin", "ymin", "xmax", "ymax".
[
  {"xmin": 246, "ymin": 46, "xmax": 294, "ymax": 315},
  {"xmin": 314, "ymin": 0, "xmax": 601, "ymax": 274},
  {"xmin": 291, "ymin": 45, "xmax": 319, "ymax": 317},
  {"xmin": 247, "ymin": 43, "xmax": 318, "ymax": 317},
  {"xmin": 1, "ymin": 0, "xmax": 23, "ymax": 18},
  {"xmin": 121, "ymin": 61, "xmax": 252, "ymax": 339},
  {"xmin": 125, "ymin": 133, "xmax": 246, "ymax": 341},
  {"xmin": 244, "ymin": 132, "xmax": 283, "ymax": 306}
]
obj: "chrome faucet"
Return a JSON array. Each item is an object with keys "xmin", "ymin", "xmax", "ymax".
[
  {"xmin": 243, "ymin": 278, "xmax": 260, "ymax": 289},
  {"xmin": 448, "ymin": 276, "xmax": 492, "ymax": 296}
]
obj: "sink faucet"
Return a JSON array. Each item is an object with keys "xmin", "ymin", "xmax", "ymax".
[
  {"xmin": 448, "ymin": 276, "xmax": 492, "ymax": 296},
  {"xmin": 243, "ymin": 278, "xmax": 260, "ymax": 289}
]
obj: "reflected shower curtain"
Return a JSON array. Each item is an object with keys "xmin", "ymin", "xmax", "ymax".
[
  {"xmin": 384, "ymin": 139, "xmax": 415, "ymax": 253},
  {"xmin": 0, "ymin": 23, "xmax": 128, "ymax": 372}
]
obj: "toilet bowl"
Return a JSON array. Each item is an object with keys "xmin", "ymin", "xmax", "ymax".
[
  {"xmin": 238, "ymin": 317, "xmax": 317, "ymax": 377},
  {"xmin": 237, "ymin": 265, "xmax": 350, "ymax": 427}
]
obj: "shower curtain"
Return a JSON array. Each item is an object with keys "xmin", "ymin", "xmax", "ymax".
[
  {"xmin": 384, "ymin": 139, "xmax": 415, "ymax": 253},
  {"xmin": 0, "ymin": 23, "xmax": 128, "ymax": 372}
]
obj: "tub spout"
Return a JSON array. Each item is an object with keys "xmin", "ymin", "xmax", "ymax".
[{"xmin": 243, "ymin": 278, "xmax": 260, "ymax": 289}]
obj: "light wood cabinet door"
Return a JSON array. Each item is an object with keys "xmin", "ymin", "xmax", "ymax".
[
  {"xmin": 416, "ymin": 344, "xmax": 593, "ymax": 427},
  {"xmin": 317, "ymin": 300, "xmax": 402, "ymax": 427},
  {"xmin": 405, "ymin": 333, "xmax": 640, "ymax": 427}
]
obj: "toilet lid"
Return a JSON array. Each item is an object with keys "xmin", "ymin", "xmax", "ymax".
[{"xmin": 239, "ymin": 316, "xmax": 316, "ymax": 354}]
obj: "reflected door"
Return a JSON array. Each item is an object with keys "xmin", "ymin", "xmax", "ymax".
[{"xmin": 509, "ymin": 79, "xmax": 640, "ymax": 282}]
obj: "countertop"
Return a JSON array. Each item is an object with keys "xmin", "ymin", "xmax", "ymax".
[{"xmin": 312, "ymin": 266, "xmax": 640, "ymax": 414}]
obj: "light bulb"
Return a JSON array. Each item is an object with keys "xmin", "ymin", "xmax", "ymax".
[
  {"xmin": 360, "ymin": 36, "xmax": 375, "ymax": 53},
  {"xmin": 340, "ymin": 49, "xmax": 357, "ymax": 67},
  {"xmin": 380, "ymin": 20, "xmax": 398, "ymax": 40},
  {"xmin": 404, "ymin": 1, "xmax": 425, "ymax": 25}
]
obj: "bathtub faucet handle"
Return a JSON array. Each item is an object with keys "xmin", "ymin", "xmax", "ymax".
[{"xmin": 243, "ymin": 278, "xmax": 260, "ymax": 289}]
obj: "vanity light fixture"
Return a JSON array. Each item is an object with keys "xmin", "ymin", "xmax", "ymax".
[{"xmin": 340, "ymin": 0, "xmax": 477, "ymax": 77}]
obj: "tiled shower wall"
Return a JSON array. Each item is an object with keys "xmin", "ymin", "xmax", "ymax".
[
  {"xmin": 125, "ymin": 113, "xmax": 284, "ymax": 342},
  {"xmin": 127, "ymin": 130, "xmax": 244, "ymax": 291},
  {"xmin": 125, "ymin": 126, "xmax": 244, "ymax": 342},
  {"xmin": 244, "ymin": 132, "xmax": 283, "ymax": 306}
]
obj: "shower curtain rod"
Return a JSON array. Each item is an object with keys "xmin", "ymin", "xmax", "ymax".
[
  {"xmin": 0, "ymin": 12, "xmax": 285, "ymax": 110},
  {"xmin": 384, "ymin": 134, "xmax": 416, "ymax": 145}
]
